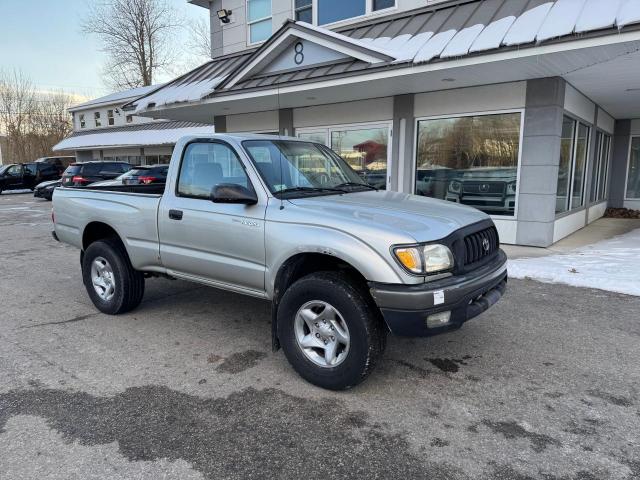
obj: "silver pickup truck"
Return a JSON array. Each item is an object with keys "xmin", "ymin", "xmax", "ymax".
[{"xmin": 52, "ymin": 134, "xmax": 507, "ymax": 390}]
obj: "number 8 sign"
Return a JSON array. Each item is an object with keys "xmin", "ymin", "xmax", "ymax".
[{"xmin": 294, "ymin": 42, "xmax": 304, "ymax": 65}]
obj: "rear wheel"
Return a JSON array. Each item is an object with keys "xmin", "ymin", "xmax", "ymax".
[
  {"xmin": 277, "ymin": 272, "xmax": 386, "ymax": 390},
  {"xmin": 82, "ymin": 238, "xmax": 145, "ymax": 314}
]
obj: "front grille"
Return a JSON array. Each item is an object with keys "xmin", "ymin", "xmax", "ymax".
[
  {"xmin": 463, "ymin": 226, "xmax": 499, "ymax": 265},
  {"xmin": 462, "ymin": 181, "xmax": 505, "ymax": 195}
]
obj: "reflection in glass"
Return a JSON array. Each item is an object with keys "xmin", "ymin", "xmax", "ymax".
[
  {"xmin": 627, "ymin": 137, "xmax": 640, "ymax": 199},
  {"xmin": 571, "ymin": 123, "xmax": 589, "ymax": 209},
  {"xmin": 415, "ymin": 113, "xmax": 521, "ymax": 216},
  {"xmin": 556, "ymin": 117, "xmax": 575, "ymax": 214},
  {"xmin": 318, "ymin": 0, "xmax": 365, "ymax": 25},
  {"xmin": 298, "ymin": 131, "xmax": 327, "ymax": 145},
  {"xmin": 330, "ymin": 127, "xmax": 388, "ymax": 190}
]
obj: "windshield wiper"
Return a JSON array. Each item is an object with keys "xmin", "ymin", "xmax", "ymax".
[
  {"xmin": 334, "ymin": 182, "xmax": 378, "ymax": 191},
  {"xmin": 275, "ymin": 186, "xmax": 344, "ymax": 196}
]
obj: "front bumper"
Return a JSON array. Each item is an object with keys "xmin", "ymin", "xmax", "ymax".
[{"xmin": 369, "ymin": 250, "xmax": 507, "ymax": 336}]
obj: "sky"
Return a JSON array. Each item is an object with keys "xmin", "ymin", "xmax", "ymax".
[{"xmin": 0, "ymin": 0, "xmax": 209, "ymax": 102}]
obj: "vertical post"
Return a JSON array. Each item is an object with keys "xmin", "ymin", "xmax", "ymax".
[
  {"xmin": 214, "ymin": 115, "xmax": 227, "ymax": 133},
  {"xmin": 279, "ymin": 108, "xmax": 294, "ymax": 137},
  {"xmin": 608, "ymin": 119, "xmax": 631, "ymax": 208},
  {"xmin": 516, "ymin": 77, "xmax": 566, "ymax": 247},
  {"xmin": 392, "ymin": 94, "xmax": 414, "ymax": 193}
]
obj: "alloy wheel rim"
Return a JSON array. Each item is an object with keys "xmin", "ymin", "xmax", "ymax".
[
  {"xmin": 91, "ymin": 256, "xmax": 116, "ymax": 301},
  {"xmin": 294, "ymin": 300, "xmax": 350, "ymax": 368}
]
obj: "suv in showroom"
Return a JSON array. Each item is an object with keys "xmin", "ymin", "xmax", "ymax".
[{"xmin": 445, "ymin": 167, "xmax": 517, "ymax": 215}]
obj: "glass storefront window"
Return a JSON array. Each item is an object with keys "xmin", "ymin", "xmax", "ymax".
[
  {"xmin": 556, "ymin": 117, "xmax": 575, "ymax": 213},
  {"xmin": 298, "ymin": 131, "xmax": 327, "ymax": 145},
  {"xmin": 555, "ymin": 116, "xmax": 590, "ymax": 214},
  {"xmin": 415, "ymin": 112, "xmax": 521, "ymax": 216},
  {"xmin": 571, "ymin": 123, "xmax": 589, "ymax": 209},
  {"xmin": 590, "ymin": 131, "xmax": 611, "ymax": 203},
  {"xmin": 627, "ymin": 137, "xmax": 640, "ymax": 199},
  {"xmin": 330, "ymin": 126, "xmax": 388, "ymax": 190}
]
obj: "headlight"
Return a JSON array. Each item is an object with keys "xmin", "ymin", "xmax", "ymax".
[
  {"xmin": 507, "ymin": 181, "xmax": 517, "ymax": 195},
  {"xmin": 423, "ymin": 244, "xmax": 454, "ymax": 273},
  {"xmin": 448, "ymin": 180, "xmax": 461, "ymax": 193},
  {"xmin": 393, "ymin": 244, "xmax": 454, "ymax": 275}
]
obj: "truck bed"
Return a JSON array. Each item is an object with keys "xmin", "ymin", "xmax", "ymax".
[{"xmin": 53, "ymin": 185, "xmax": 164, "ymax": 271}]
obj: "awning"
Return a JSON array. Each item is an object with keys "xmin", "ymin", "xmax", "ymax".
[
  {"xmin": 124, "ymin": 0, "xmax": 640, "ymax": 119},
  {"xmin": 53, "ymin": 121, "xmax": 213, "ymax": 151}
]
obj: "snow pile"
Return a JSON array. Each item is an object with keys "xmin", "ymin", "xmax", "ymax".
[{"xmin": 508, "ymin": 228, "xmax": 640, "ymax": 296}]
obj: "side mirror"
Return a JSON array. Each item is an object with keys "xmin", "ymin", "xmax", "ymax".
[{"xmin": 211, "ymin": 183, "xmax": 258, "ymax": 205}]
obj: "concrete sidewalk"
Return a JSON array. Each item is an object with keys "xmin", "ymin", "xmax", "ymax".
[{"xmin": 503, "ymin": 217, "xmax": 640, "ymax": 259}]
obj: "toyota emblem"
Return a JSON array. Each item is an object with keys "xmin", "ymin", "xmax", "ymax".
[{"xmin": 482, "ymin": 238, "xmax": 490, "ymax": 252}]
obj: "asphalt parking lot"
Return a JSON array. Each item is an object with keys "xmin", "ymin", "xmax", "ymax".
[{"xmin": 0, "ymin": 192, "xmax": 639, "ymax": 480}]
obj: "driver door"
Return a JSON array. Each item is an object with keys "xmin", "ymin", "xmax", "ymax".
[
  {"xmin": 5, "ymin": 165, "xmax": 25, "ymax": 189},
  {"xmin": 158, "ymin": 141, "xmax": 268, "ymax": 294}
]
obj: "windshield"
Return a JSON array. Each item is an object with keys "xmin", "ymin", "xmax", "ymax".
[{"xmin": 242, "ymin": 140, "xmax": 371, "ymax": 197}]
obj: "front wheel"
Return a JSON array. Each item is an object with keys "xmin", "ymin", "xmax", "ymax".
[
  {"xmin": 82, "ymin": 238, "xmax": 145, "ymax": 314},
  {"xmin": 277, "ymin": 272, "xmax": 386, "ymax": 390}
]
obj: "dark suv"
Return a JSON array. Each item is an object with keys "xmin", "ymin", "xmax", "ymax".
[
  {"xmin": 0, "ymin": 162, "xmax": 65, "ymax": 194},
  {"xmin": 122, "ymin": 165, "xmax": 169, "ymax": 185},
  {"xmin": 61, "ymin": 161, "xmax": 131, "ymax": 187}
]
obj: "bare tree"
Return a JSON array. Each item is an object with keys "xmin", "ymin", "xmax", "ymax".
[
  {"xmin": 0, "ymin": 70, "xmax": 74, "ymax": 164},
  {"xmin": 0, "ymin": 70, "xmax": 36, "ymax": 163},
  {"xmin": 187, "ymin": 17, "xmax": 212, "ymax": 61},
  {"xmin": 82, "ymin": 0, "xmax": 181, "ymax": 90}
]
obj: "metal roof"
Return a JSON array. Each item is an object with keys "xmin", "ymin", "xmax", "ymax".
[
  {"xmin": 65, "ymin": 120, "xmax": 209, "ymax": 138},
  {"xmin": 126, "ymin": 0, "xmax": 640, "ymax": 112},
  {"xmin": 53, "ymin": 120, "xmax": 213, "ymax": 151},
  {"xmin": 69, "ymin": 84, "xmax": 161, "ymax": 112}
]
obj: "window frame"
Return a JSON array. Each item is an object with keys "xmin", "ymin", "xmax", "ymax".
[
  {"xmin": 412, "ymin": 109, "xmax": 525, "ymax": 220},
  {"xmin": 94, "ymin": 111, "xmax": 102, "ymax": 128},
  {"xmin": 79, "ymin": 113, "xmax": 86, "ymax": 129},
  {"xmin": 295, "ymin": 120, "xmax": 393, "ymax": 190},
  {"xmin": 310, "ymin": 0, "xmax": 397, "ymax": 27},
  {"xmin": 107, "ymin": 109, "xmax": 115, "ymax": 126},
  {"xmin": 174, "ymin": 139, "xmax": 256, "ymax": 201},
  {"xmin": 624, "ymin": 135, "xmax": 640, "ymax": 200},
  {"xmin": 555, "ymin": 113, "xmax": 591, "ymax": 216},
  {"xmin": 246, "ymin": 0, "xmax": 273, "ymax": 46},
  {"xmin": 589, "ymin": 129, "xmax": 612, "ymax": 204}
]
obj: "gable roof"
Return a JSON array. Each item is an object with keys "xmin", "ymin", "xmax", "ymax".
[{"xmin": 125, "ymin": 0, "xmax": 640, "ymax": 114}]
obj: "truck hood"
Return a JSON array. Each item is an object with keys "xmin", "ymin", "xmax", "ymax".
[{"xmin": 288, "ymin": 190, "xmax": 489, "ymax": 242}]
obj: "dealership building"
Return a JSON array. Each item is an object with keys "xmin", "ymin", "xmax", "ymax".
[{"xmin": 121, "ymin": 0, "xmax": 640, "ymax": 246}]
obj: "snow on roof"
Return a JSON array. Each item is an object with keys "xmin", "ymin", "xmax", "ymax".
[
  {"xmin": 69, "ymin": 84, "xmax": 162, "ymax": 112},
  {"xmin": 133, "ymin": 77, "xmax": 226, "ymax": 114},
  {"xmin": 53, "ymin": 122, "xmax": 213, "ymax": 151}
]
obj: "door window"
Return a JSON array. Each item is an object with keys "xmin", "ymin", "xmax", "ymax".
[
  {"xmin": 178, "ymin": 142, "xmax": 250, "ymax": 199},
  {"xmin": 7, "ymin": 165, "xmax": 22, "ymax": 176}
]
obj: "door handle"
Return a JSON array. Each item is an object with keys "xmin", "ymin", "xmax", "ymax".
[{"xmin": 169, "ymin": 209, "xmax": 183, "ymax": 220}]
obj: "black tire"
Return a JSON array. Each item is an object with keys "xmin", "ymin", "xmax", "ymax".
[
  {"xmin": 82, "ymin": 237, "xmax": 145, "ymax": 315},
  {"xmin": 277, "ymin": 271, "xmax": 386, "ymax": 390}
]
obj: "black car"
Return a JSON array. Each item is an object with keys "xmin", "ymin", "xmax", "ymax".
[
  {"xmin": 0, "ymin": 162, "xmax": 65, "ymax": 194},
  {"xmin": 34, "ymin": 179, "xmax": 62, "ymax": 201},
  {"xmin": 122, "ymin": 164, "xmax": 169, "ymax": 185},
  {"xmin": 61, "ymin": 161, "xmax": 131, "ymax": 187}
]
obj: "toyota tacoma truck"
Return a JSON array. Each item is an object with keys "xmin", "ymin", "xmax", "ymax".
[{"xmin": 52, "ymin": 134, "xmax": 507, "ymax": 390}]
